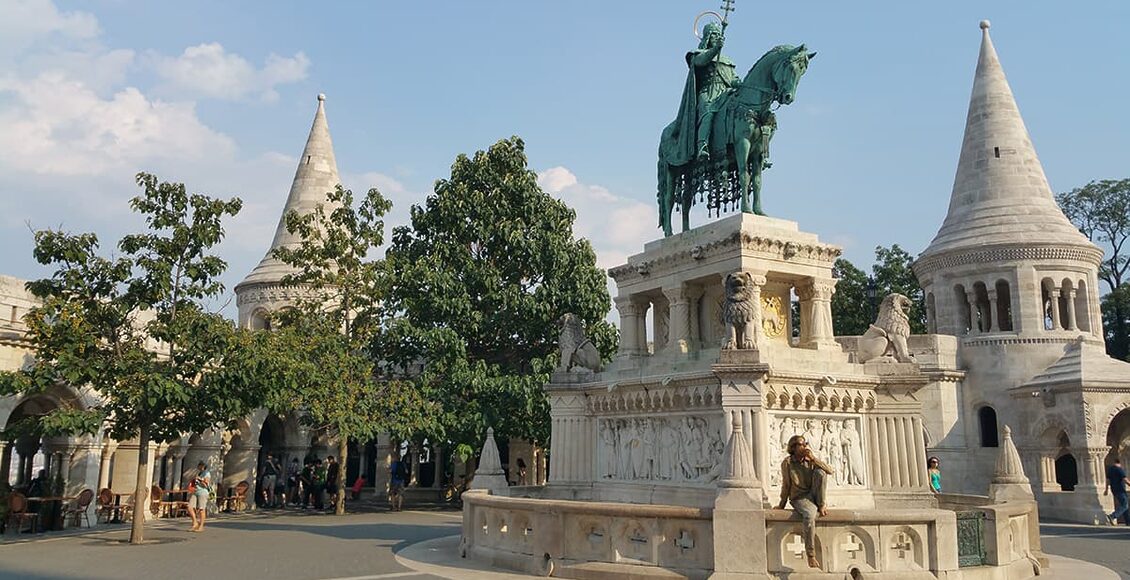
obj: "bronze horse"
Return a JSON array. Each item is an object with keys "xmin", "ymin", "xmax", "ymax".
[{"xmin": 658, "ymin": 45, "xmax": 814, "ymax": 237}]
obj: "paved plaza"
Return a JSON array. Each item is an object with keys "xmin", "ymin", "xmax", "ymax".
[{"xmin": 0, "ymin": 508, "xmax": 1124, "ymax": 580}]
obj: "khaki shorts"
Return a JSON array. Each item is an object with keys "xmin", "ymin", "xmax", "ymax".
[{"xmin": 188, "ymin": 490, "xmax": 209, "ymax": 509}]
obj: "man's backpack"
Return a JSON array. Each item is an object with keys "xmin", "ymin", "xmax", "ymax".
[{"xmin": 394, "ymin": 460, "xmax": 410, "ymax": 482}]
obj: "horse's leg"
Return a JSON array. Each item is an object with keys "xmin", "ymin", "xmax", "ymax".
[
  {"xmin": 750, "ymin": 154, "xmax": 765, "ymax": 216},
  {"xmin": 657, "ymin": 160, "xmax": 673, "ymax": 237},
  {"xmin": 734, "ymin": 134, "xmax": 752, "ymax": 214},
  {"xmin": 681, "ymin": 184, "xmax": 692, "ymax": 232}
]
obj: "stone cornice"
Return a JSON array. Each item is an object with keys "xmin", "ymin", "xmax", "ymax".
[
  {"xmin": 609, "ymin": 231, "xmax": 841, "ymax": 283},
  {"xmin": 235, "ymin": 281, "xmax": 321, "ymax": 308},
  {"xmin": 961, "ymin": 336, "xmax": 1095, "ymax": 348},
  {"xmin": 912, "ymin": 243, "xmax": 1103, "ymax": 278}
]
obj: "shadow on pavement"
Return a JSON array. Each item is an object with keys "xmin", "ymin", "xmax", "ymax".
[{"xmin": 208, "ymin": 519, "xmax": 459, "ymax": 550}]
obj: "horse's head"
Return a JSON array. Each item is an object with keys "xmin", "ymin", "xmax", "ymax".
[{"xmin": 772, "ymin": 44, "xmax": 816, "ymax": 105}]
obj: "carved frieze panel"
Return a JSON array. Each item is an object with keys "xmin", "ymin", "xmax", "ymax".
[
  {"xmin": 768, "ymin": 413, "xmax": 867, "ymax": 489},
  {"xmin": 597, "ymin": 414, "xmax": 724, "ymax": 484},
  {"xmin": 764, "ymin": 384, "xmax": 876, "ymax": 413},
  {"xmin": 588, "ymin": 383, "xmax": 721, "ymax": 415}
]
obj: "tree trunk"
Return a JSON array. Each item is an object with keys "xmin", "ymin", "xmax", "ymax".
[
  {"xmin": 130, "ymin": 425, "xmax": 150, "ymax": 544},
  {"xmin": 336, "ymin": 439, "xmax": 348, "ymax": 515}
]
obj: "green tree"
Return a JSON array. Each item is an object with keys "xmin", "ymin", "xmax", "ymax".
[
  {"xmin": 1102, "ymin": 285, "xmax": 1130, "ymax": 360},
  {"xmin": 0, "ymin": 173, "xmax": 267, "ymax": 544},
  {"xmin": 269, "ymin": 185, "xmax": 437, "ymax": 515},
  {"xmin": 1057, "ymin": 178, "xmax": 1130, "ymax": 359},
  {"xmin": 382, "ymin": 136, "xmax": 616, "ymax": 458},
  {"xmin": 831, "ymin": 257, "xmax": 872, "ymax": 336},
  {"xmin": 872, "ymin": 244, "xmax": 927, "ymax": 334}
]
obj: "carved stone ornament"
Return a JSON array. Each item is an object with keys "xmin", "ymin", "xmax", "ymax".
[
  {"xmin": 557, "ymin": 313, "xmax": 603, "ymax": 373},
  {"xmin": 856, "ymin": 293, "xmax": 915, "ymax": 363},
  {"xmin": 722, "ymin": 272, "xmax": 758, "ymax": 350},
  {"xmin": 761, "ymin": 294, "xmax": 785, "ymax": 338}
]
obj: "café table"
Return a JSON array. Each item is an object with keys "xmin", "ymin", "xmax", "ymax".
[{"xmin": 23, "ymin": 496, "xmax": 78, "ymax": 532}]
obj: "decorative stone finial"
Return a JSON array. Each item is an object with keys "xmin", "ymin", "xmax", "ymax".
[
  {"xmin": 990, "ymin": 424, "xmax": 1034, "ymax": 502},
  {"xmin": 980, "ymin": 19, "xmax": 991, "ymax": 30},
  {"xmin": 469, "ymin": 427, "xmax": 509, "ymax": 494},
  {"xmin": 317, "ymin": 93, "xmax": 326, "ymax": 101},
  {"xmin": 719, "ymin": 413, "xmax": 759, "ymax": 488}
]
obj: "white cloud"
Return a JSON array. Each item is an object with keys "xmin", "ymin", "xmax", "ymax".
[
  {"xmin": 0, "ymin": 73, "xmax": 236, "ymax": 176},
  {"xmin": 0, "ymin": 0, "xmax": 99, "ymax": 55},
  {"xmin": 151, "ymin": 43, "xmax": 310, "ymax": 102}
]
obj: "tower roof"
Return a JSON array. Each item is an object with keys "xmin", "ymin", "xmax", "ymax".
[
  {"xmin": 919, "ymin": 21, "xmax": 1092, "ymax": 260},
  {"xmin": 237, "ymin": 94, "xmax": 341, "ymax": 291}
]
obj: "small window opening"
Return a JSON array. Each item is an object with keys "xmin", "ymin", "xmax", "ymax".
[
  {"xmin": 305, "ymin": 155, "xmax": 312, "ymax": 164},
  {"xmin": 993, "ymin": 147, "xmax": 1000, "ymax": 158}
]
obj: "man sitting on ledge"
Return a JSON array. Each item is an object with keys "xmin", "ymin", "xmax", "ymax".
[{"xmin": 777, "ymin": 435, "xmax": 834, "ymax": 569}]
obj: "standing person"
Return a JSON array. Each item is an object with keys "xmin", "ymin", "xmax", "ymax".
[
  {"xmin": 312, "ymin": 459, "xmax": 327, "ymax": 510},
  {"xmin": 389, "ymin": 454, "xmax": 409, "ymax": 512},
  {"xmin": 928, "ymin": 457, "xmax": 942, "ymax": 493},
  {"xmin": 261, "ymin": 453, "xmax": 280, "ymax": 508},
  {"xmin": 286, "ymin": 458, "xmax": 301, "ymax": 506},
  {"xmin": 300, "ymin": 459, "xmax": 315, "ymax": 509},
  {"xmin": 777, "ymin": 435, "xmax": 834, "ymax": 569},
  {"xmin": 516, "ymin": 458, "xmax": 528, "ymax": 486},
  {"xmin": 187, "ymin": 461, "xmax": 213, "ymax": 533},
  {"xmin": 1105, "ymin": 458, "xmax": 1130, "ymax": 525},
  {"xmin": 325, "ymin": 456, "xmax": 340, "ymax": 511}
]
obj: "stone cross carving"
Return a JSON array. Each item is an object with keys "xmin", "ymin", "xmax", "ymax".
[
  {"xmin": 892, "ymin": 532, "xmax": 913, "ymax": 559},
  {"xmin": 786, "ymin": 534, "xmax": 807, "ymax": 559},
  {"xmin": 841, "ymin": 534, "xmax": 863, "ymax": 560},
  {"xmin": 675, "ymin": 529, "xmax": 695, "ymax": 552},
  {"xmin": 587, "ymin": 527, "xmax": 604, "ymax": 546},
  {"xmin": 629, "ymin": 530, "xmax": 650, "ymax": 545}
]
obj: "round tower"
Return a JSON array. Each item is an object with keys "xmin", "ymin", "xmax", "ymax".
[
  {"xmin": 913, "ymin": 21, "xmax": 1103, "ymax": 345},
  {"xmin": 235, "ymin": 94, "xmax": 342, "ymax": 329}
]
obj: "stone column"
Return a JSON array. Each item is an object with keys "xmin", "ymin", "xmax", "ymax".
[
  {"xmin": 686, "ymin": 286, "xmax": 705, "ymax": 350},
  {"xmin": 1065, "ymin": 289, "xmax": 1078, "ymax": 331},
  {"xmin": 798, "ymin": 277, "xmax": 837, "ymax": 349},
  {"xmin": 986, "ymin": 289, "xmax": 997, "ymax": 332},
  {"xmin": 170, "ymin": 450, "xmax": 187, "ymax": 490},
  {"xmin": 97, "ymin": 442, "xmax": 117, "ymax": 491},
  {"xmin": 965, "ymin": 290, "xmax": 981, "ymax": 334},
  {"xmin": 614, "ymin": 296, "xmax": 643, "ymax": 357},
  {"xmin": 663, "ymin": 286, "xmax": 691, "ymax": 355},
  {"xmin": 1048, "ymin": 289, "xmax": 1062, "ymax": 330},
  {"xmin": 636, "ymin": 300, "xmax": 651, "ymax": 354},
  {"xmin": 548, "ymin": 405, "xmax": 592, "ymax": 484}
]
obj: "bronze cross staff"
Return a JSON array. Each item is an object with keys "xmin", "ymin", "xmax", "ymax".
[{"xmin": 720, "ymin": 0, "xmax": 736, "ymax": 27}]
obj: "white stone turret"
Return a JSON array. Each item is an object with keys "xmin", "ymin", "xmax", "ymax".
[
  {"xmin": 913, "ymin": 22, "xmax": 1103, "ymax": 340},
  {"xmin": 235, "ymin": 94, "xmax": 343, "ymax": 329}
]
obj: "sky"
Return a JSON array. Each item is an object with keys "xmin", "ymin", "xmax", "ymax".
[{"xmin": 1, "ymin": 0, "xmax": 1128, "ymax": 319}]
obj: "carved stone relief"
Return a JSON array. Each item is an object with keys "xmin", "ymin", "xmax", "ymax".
[
  {"xmin": 768, "ymin": 413, "xmax": 867, "ymax": 488},
  {"xmin": 597, "ymin": 415, "xmax": 724, "ymax": 484}
]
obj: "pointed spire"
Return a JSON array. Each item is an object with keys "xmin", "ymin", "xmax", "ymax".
[
  {"xmin": 469, "ymin": 427, "xmax": 510, "ymax": 494},
  {"xmin": 237, "ymin": 93, "xmax": 343, "ymax": 290},
  {"xmin": 920, "ymin": 21, "xmax": 1092, "ymax": 258},
  {"xmin": 719, "ymin": 414, "xmax": 759, "ymax": 488},
  {"xmin": 990, "ymin": 425, "xmax": 1034, "ymax": 502}
]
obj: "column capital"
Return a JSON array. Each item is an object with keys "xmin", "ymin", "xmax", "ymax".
[
  {"xmin": 613, "ymin": 296, "xmax": 644, "ymax": 317},
  {"xmin": 1049, "ymin": 288, "xmax": 1062, "ymax": 298},
  {"xmin": 797, "ymin": 277, "xmax": 836, "ymax": 301}
]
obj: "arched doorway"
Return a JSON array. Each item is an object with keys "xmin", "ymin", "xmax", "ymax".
[
  {"xmin": 256, "ymin": 414, "xmax": 285, "ymax": 507},
  {"xmin": 3, "ymin": 395, "xmax": 64, "ymax": 486},
  {"xmin": 1105, "ymin": 408, "xmax": 1130, "ymax": 467}
]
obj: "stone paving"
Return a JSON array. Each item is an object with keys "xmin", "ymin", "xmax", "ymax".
[{"xmin": 0, "ymin": 509, "xmax": 1124, "ymax": 580}]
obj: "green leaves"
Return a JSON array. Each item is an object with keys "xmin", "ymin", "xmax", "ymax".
[
  {"xmin": 383, "ymin": 137, "xmax": 615, "ymax": 450},
  {"xmin": 831, "ymin": 245, "xmax": 926, "ymax": 336}
]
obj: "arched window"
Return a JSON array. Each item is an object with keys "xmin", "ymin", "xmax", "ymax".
[
  {"xmin": 1040, "ymin": 278, "xmax": 1056, "ymax": 330},
  {"xmin": 953, "ymin": 284, "xmax": 971, "ymax": 333},
  {"xmin": 978, "ymin": 406, "xmax": 999, "ymax": 447},
  {"xmin": 995, "ymin": 279, "xmax": 1013, "ymax": 331},
  {"xmin": 1055, "ymin": 453, "xmax": 1078, "ymax": 491},
  {"xmin": 1075, "ymin": 279, "xmax": 1091, "ymax": 332},
  {"xmin": 1059, "ymin": 278, "xmax": 1075, "ymax": 330},
  {"xmin": 973, "ymin": 281, "xmax": 990, "ymax": 332}
]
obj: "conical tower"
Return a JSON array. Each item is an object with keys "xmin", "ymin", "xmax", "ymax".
[
  {"xmin": 235, "ymin": 93, "xmax": 342, "ymax": 329},
  {"xmin": 913, "ymin": 21, "xmax": 1103, "ymax": 340}
]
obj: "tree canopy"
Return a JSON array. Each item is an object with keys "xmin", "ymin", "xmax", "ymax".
[
  {"xmin": 0, "ymin": 173, "xmax": 267, "ymax": 543},
  {"xmin": 1057, "ymin": 178, "xmax": 1130, "ymax": 359},
  {"xmin": 830, "ymin": 245, "xmax": 927, "ymax": 336},
  {"xmin": 267, "ymin": 185, "xmax": 437, "ymax": 514},
  {"xmin": 381, "ymin": 136, "xmax": 616, "ymax": 453}
]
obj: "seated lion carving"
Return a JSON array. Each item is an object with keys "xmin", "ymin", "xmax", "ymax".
[
  {"xmin": 558, "ymin": 313, "xmax": 602, "ymax": 372},
  {"xmin": 857, "ymin": 293, "xmax": 916, "ymax": 363},
  {"xmin": 722, "ymin": 272, "xmax": 758, "ymax": 350}
]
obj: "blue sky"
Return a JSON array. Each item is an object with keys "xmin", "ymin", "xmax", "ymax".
[{"xmin": 1, "ymin": 1, "xmax": 1128, "ymax": 317}]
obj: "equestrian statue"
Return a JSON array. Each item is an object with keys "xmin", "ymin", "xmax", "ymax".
[{"xmin": 657, "ymin": 7, "xmax": 815, "ymax": 237}]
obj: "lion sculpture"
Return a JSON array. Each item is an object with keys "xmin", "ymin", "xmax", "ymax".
[
  {"xmin": 857, "ymin": 293, "xmax": 916, "ymax": 363},
  {"xmin": 558, "ymin": 313, "xmax": 602, "ymax": 373},
  {"xmin": 722, "ymin": 272, "xmax": 758, "ymax": 350}
]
